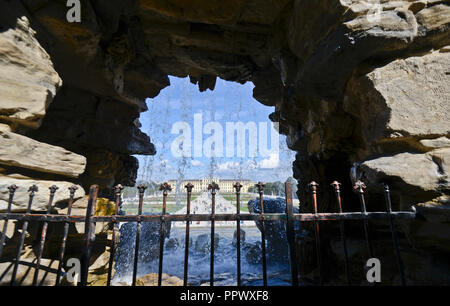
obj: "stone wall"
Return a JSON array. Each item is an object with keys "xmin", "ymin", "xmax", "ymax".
[{"xmin": 0, "ymin": 0, "xmax": 448, "ymax": 284}]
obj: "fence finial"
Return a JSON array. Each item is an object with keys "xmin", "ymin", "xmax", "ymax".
[
  {"xmin": 114, "ymin": 184, "xmax": 124, "ymax": 194},
  {"xmin": 330, "ymin": 181, "xmax": 341, "ymax": 191},
  {"xmin": 8, "ymin": 184, "xmax": 18, "ymax": 193},
  {"xmin": 49, "ymin": 185, "xmax": 59, "ymax": 194},
  {"xmin": 207, "ymin": 182, "xmax": 219, "ymax": 194},
  {"xmin": 233, "ymin": 182, "xmax": 242, "ymax": 192},
  {"xmin": 353, "ymin": 180, "xmax": 366, "ymax": 193},
  {"xmin": 68, "ymin": 185, "xmax": 78, "ymax": 195},
  {"xmin": 137, "ymin": 184, "xmax": 147, "ymax": 194},
  {"xmin": 185, "ymin": 183, "xmax": 194, "ymax": 193},
  {"xmin": 28, "ymin": 185, "xmax": 38, "ymax": 193},
  {"xmin": 309, "ymin": 181, "xmax": 319, "ymax": 192},
  {"xmin": 159, "ymin": 182, "xmax": 172, "ymax": 195}
]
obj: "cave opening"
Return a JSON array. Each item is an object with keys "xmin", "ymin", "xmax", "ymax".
[
  {"xmin": 128, "ymin": 76, "xmax": 296, "ymax": 197},
  {"xmin": 113, "ymin": 76, "xmax": 298, "ymax": 286}
]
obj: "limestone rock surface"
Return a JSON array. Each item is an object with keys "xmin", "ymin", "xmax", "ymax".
[
  {"xmin": 0, "ymin": 176, "xmax": 85, "ymax": 212},
  {"xmin": 0, "ymin": 16, "xmax": 62, "ymax": 129},
  {"xmin": 0, "ymin": 129, "xmax": 86, "ymax": 178}
]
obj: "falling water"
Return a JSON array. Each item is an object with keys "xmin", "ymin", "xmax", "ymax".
[
  {"xmin": 122, "ymin": 77, "xmax": 297, "ymax": 285},
  {"xmin": 113, "ymin": 215, "xmax": 293, "ymax": 286}
]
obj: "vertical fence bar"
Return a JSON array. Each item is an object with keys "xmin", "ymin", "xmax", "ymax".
[
  {"xmin": 32, "ymin": 185, "xmax": 58, "ymax": 286},
  {"xmin": 132, "ymin": 184, "xmax": 146, "ymax": 286},
  {"xmin": 0, "ymin": 185, "xmax": 18, "ymax": 260},
  {"xmin": 158, "ymin": 182, "xmax": 171, "ymax": 286},
  {"xmin": 354, "ymin": 181, "xmax": 373, "ymax": 259},
  {"xmin": 184, "ymin": 183, "xmax": 194, "ymax": 286},
  {"xmin": 107, "ymin": 184, "xmax": 123, "ymax": 286},
  {"xmin": 55, "ymin": 185, "xmax": 77, "ymax": 285},
  {"xmin": 309, "ymin": 181, "xmax": 323, "ymax": 285},
  {"xmin": 285, "ymin": 181, "xmax": 299, "ymax": 286},
  {"xmin": 208, "ymin": 182, "xmax": 219, "ymax": 286},
  {"xmin": 80, "ymin": 185, "xmax": 99, "ymax": 286},
  {"xmin": 256, "ymin": 182, "xmax": 267, "ymax": 286},
  {"xmin": 331, "ymin": 181, "xmax": 351, "ymax": 285},
  {"xmin": 233, "ymin": 182, "xmax": 242, "ymax": 286},
  {"xmin": 10, "ymin": 185, "xmax": 38, "ymax": 286},
  {"xmin": 383, "ymin": 184, "xmax": 406, "ymax": 286}
]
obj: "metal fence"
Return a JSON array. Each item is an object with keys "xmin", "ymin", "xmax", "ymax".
[{"xmin": 0, "ymin": 180, "xmax": 416, "ymax": 286}]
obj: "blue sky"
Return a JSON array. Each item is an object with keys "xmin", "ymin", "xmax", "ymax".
[{"xmin": 135, "ymin": 76, "xmax": 295, "ymax": 183}]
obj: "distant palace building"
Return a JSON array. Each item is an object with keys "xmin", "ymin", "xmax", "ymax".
[{"xmin": 167, "ymin": 178, "xmax": 254, "ymax": 193}]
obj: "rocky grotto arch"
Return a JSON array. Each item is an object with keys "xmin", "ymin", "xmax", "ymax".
[{"xmin": 0, "ymin": 0, "xmax": 449, "ymax": 285}]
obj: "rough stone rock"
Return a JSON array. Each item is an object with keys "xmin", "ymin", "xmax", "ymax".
[
  {"xmin": 0, "ymin": 256, "xmax": 62, "ymax": 286},
  {"xmin": 138, "ymin": 0, "xmax": 246, "ymax": 25},
  {"xmin": 67, "ymin": 196, "xmax": 117, "ymax": 234},
  {"xmin": 420, "ymin": 137, "xmax": 450, "ymax": 149},
  {"xmin": 248, "ymin": 197, "xmax": 298, "ymax": 262},
  {"xmin": 135, "ymin": 273, "xmax": 183, "ymax": 286},
  {"xmin": 79, "ymin": 149, "xmax": 140, "ymax": 192},
  {"xmin": 244, "ymin": 242, "xmax": 262, "ymax": 265},
  {"xmin": 165, "ymin": 237, "xmax": 180, "ymax": 250},
  {"xmin": 232, "ymin": 229, "xmax": 246, "ymax": 247},
  {"xmin": 194, "ymin": 233, "xmax": 219, "ymax": 254},
  {"xmin": 114, "ymin": 214, "xmax": 171, "ymax": 278},
  {"xmin": 0, "ymin": 16, "xmax": 62, "ymax": 129},
  {"xmin": 344, "ymin": 49, "xmax": 450, "ymax": 143},
  {"xmin": 355, "ymin": 148, "xmax": 450, "ymax": 197},
  {"xmin": 27, "ymin": 86, "xmax": 156, "ymax": 157},
  {"xmin": 0, "ymin": 129, "xmax": 86, "ymax": 178},
  {"xmin": 0, "ymin": 176, "xmax": 85, "ymax": 212},
  {"xmin": 293, "ymin": 1, "xmax": 450, "ymax": 101}
]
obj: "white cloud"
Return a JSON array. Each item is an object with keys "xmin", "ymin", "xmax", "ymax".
[
  {"xmin": 191, "ymin": 160, "xmax": 202, "ymax": 166},
  {"xmin": 217, "ymin": 161, "xmax": 240, "ymax": 171},
  {"xmin": 216, "ymin": 160, "xmax": 259, "ymax": 172},
  {"xmin": 259, "ymin": 153, "xmax": 279, "ymax": 169},
  {"xmin": 159, "ymin": 159, "xmax": 172, "ymax": 169}
]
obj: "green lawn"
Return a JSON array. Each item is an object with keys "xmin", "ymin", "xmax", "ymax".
[{"xmin": 122, "ymin": 193, "xmax": 256, "ymax": 214}]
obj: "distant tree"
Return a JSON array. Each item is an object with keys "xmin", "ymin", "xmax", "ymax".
[
  {"xmin": 122, "ymin": 180, "xmax": 160, "ymax": 199},
  {"xmin": 247, "ymin": 178, "xmax": 298, "ymax": 198}
]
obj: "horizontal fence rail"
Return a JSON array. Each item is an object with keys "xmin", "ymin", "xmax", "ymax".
[{"xmin": 0, "ymin": 180, "xmax": 416, "ymax": 286}]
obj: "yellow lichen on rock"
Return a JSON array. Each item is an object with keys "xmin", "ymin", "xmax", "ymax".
[{"xmin": 95, "ymin": 198, "xmax": 116, "ymax": 216}]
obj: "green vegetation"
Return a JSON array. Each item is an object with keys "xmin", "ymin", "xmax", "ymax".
[
  {"xmin": 122, "ymin": 203, "xmax": 185, "ymax": 214},
  {"xmin": 120, "ymin": 178, "xmax": 298, "ymax": 215}
]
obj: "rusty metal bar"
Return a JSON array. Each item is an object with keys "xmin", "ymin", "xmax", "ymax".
[
  {"xmin": 10, "ymin": 185, "xmax": 38, "ymax": 286},
  {"xmin": 184, "ymin": 183, "xmax": 193, "ymax": 286},
  {"xmin": 107, "ymin": 184, "xmax": 123, "ymax": 286},
  {"xmin": 80, "ymin": 185, "xmax": 99, "ymax": 286},
  {"xmin": 0, "ymin": 211, "xmax": 416, "ymax": 223},
  {"xmin": 158, "ymin": 182, "xmax": 171, "ymax": 286},
  {"xmin": 32, "ymin": 185, "xmax": 58, "ymax": 286},
  {"xmin": 383, "ymin": 184, "xmax": 406, "ymax": 286},
  {"xmin": 132, "ymin": 184, "xmax": 146, "ymax": 286},
  {"xmin": 256, "ymin": 182, "xmax": 267, "ymax": 286},
  {"xmin": 354, "ymin": 181, "xmax": 374, "ymax": 259},
  {"xmin": 55, "ymin": 185, "xmax": 77, "ymax": 285},
  {"xmin": 285, "ymin": 181, "xmax": 299, "ymax": 286},
  {"xmin": 309, "ymin": 181, "xmax": 323, "ymax": 285},
  {"xmin": 331, "ymin": 181, "xmax": 351, "ymax": 286},
  {"xmin": 0, "ymin": 181, "xmax": 418, "ymax": 287},
  {"xmin": 233, "ymin": 182, "xmax": 242, "ymax": 286},
  {"xmin": 208, "ymin": 182, "xmax": 219, "ymax": 286},
  {"xmin": 0, "ymin": 185, "xmax": 18, "ymax": 260}
]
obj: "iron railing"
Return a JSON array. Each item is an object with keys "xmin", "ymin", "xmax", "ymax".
[{"xmin": 0, "ymin": 180, "xmax": 416, "ymax": 286}]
